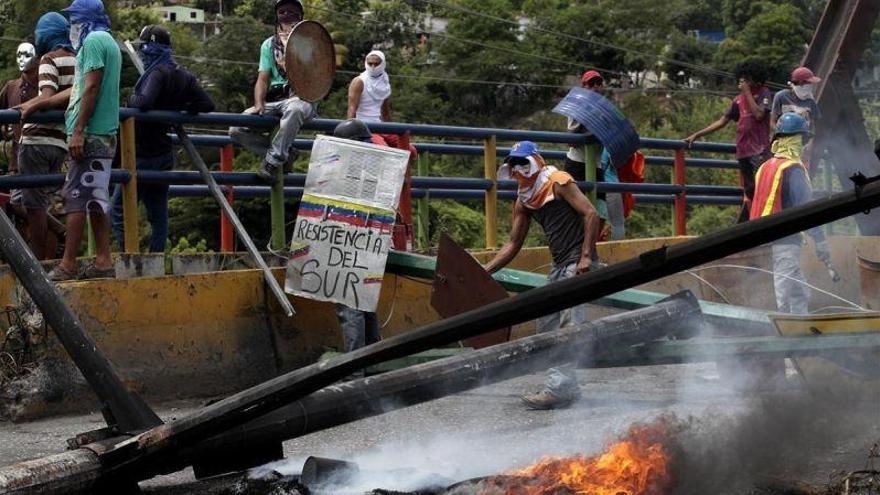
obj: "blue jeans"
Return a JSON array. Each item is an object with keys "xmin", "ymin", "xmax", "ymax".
[
  {"xmin": 335, "ymin": 304, "xmax": 381, "ymax": 352},
  {"xmin": 538, "ymin": 261, "xmax": 589, "ymax": 397},
  {"xmin": 111, "ymin": 153, "xmax": 172, "ymax": 253}
]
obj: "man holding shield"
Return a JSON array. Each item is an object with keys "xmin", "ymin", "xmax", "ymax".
[{"xmin": 229, "ymin": 0, "xmax": 316, "ymax": 183}]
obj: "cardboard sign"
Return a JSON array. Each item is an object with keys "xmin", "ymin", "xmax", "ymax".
[{"xmin": 285, "ymin": 135, "xmax": 409, "ymax": 311}]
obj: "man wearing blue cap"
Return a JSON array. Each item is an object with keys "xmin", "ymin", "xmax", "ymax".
[
  {"xmin": 485, "ymin": 141, "xmax": 600, "ymax": 409},
  {"xmin": 21, "ymin": 0, "xmax": 121, "ymax": 280}
]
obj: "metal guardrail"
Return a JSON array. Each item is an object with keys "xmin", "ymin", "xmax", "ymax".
[{"xmin": 0, "ymin": 109, "xmax": 741, "ymax": 251}]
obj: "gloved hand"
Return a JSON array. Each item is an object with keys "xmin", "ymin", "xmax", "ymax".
[{"xmin": 815, "ymin": 240, "xmax": 831, "ymax": 263}]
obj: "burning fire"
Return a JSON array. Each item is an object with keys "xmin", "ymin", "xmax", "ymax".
[{"xmin": 480, "ymin": 419, "xmax": 672, "ymax": 495}]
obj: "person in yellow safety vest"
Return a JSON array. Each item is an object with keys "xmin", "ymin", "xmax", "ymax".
[{"xmin": 750, "ymin": 112, "xmax": 830, "ymax": 314}]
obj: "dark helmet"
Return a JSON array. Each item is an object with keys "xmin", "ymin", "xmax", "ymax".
[
  {"xmin": 275, "ymin": 0, "xmax": 304, "ymax": 11},
  {"xmin": 333, "ymin": 119, "xmax": 372, "ymax": 142},
  {"xmin": 774, "ymin": 112, "xmax": 810, "ymax": 137},
  {"xmin": 136, "ymin": 24, "xmax": 172, "ymax": 48}
]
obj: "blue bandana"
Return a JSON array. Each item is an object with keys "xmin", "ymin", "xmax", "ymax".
[
  {"xmin": 63, "ymin": 0, "xmax": 111, "ymax": 50},
  {"xmin": 35, "ymin": 12, "xmax": 73, "ymax": 55},
  {"xmin": 134, "ymin": 42, "xmax": 176, "ymax": 92}
]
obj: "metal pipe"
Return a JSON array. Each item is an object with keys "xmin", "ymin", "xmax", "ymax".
[
  {"xmin": 219, "ymin": 144, "xmax": 234, "ymax": 252},
  {"xmin": 98, "ymin": 171, "xmax": 880, "ymax": 479},
  {"xmin": 0, "ymin": 210, "xmax": 162, "ymax": 433},
  {"xmin": 174, "ymin": 126, "xmax": 296, "ymax": 318},
  {"xmin": 673, "ymin": 148, "xmax": 687, "ymax": 236}
]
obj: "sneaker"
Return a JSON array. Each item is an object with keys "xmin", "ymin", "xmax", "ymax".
[
  {"xmin": 79, "ymin": 262, "xmax": 116, "ymax": 280},
  {"xmin": 520, "ymin": 389, "xmax": 577, "ymax": 410},
  {"xmin": 256, "ymin": 161, "xmax": 280, "ymax": 184},
  {"xmin": 47, "ymin": 264, "xmax": 77, "ymax": 282}
]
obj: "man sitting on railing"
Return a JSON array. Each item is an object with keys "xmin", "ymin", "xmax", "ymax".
[
  {"xmin": 228, "ymin": 0, "xmax": 315, "ymax": 184},
  {"xmin": 109, "ymin": 25, "xmax": 214, "ymax": 253},
  {"xmin": 485, "ymin": 141, "xmax": 600, "ymax": 410}
]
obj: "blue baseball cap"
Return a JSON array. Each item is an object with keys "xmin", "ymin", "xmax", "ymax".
[{"xmin": 507, "ymin": 141, "xmax": 538, "ymax": 159}]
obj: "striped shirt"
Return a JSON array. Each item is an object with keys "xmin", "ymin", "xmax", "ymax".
[{"xmin": 21, "ymin": 48, "xmax": 77, "ymax": 149}]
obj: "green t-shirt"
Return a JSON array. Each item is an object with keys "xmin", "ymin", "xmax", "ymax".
[
  {"xmin": 65, "ymin": 31, "xmax": 121, "ymax": 137},
  {"xmin": 259, "ymin": 37, "xmax": 288, "ymax": 89}
]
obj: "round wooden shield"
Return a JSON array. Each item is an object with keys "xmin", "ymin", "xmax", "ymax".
[{"xmin": 284, "ymin": 21, "xmax": 336, "ymax": 102}]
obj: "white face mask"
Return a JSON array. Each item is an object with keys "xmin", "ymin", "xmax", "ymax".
[
  {"xmin": 791, "ymin": 83, "xmax": 814, "ymax": 100},
  {"xmin": 16, "ymin": 43, "xmax": 35, "ymax": 72},
  {"xmin": 69, "ymin": 23, "xmax": 83, "ymax": 51}
]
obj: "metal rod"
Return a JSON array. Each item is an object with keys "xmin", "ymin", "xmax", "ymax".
[
  {"xmin": 585, "ymin": 143, "xmax": 600, "ymax": 205},
  {"xmin": 174, "ymin": 126, "xmax": 295, "ymax": 317},
  {"xmin": 99, "ymin": 171, "xmax": 880, "ymax": 479},
  {"xmin": 219, "ymin": 144, "xmax": 234, "ymax": 252},
  {"xmin": 269, "ymin": 163, "xmax": 286, "ymax": 252},
  {"xmin": 673, "ymin": 148, "xmax": 687, "ymax": 236},
  {"xmin": 0, "ymin": 210, "xmax": 161, "ymax": 433}
]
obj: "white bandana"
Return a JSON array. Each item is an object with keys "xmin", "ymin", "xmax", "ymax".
[{"xmin": 360, "ymin": 50, "xmax": 391, "ymax": 101}]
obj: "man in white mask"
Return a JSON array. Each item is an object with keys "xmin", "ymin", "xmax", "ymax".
[
  {"xmin": 771, "ymin": 66, "xmax": 821, "ymax": 169},
  {"xmin": 0, "ymin": 42, "xmax": 39, "ymax": 173}
]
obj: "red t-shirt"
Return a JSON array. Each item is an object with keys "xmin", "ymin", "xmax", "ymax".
[{"xmin": 725, "ymin": 86, "xmax": 773, "ymax": 159}]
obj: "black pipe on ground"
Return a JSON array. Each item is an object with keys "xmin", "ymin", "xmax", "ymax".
[{"xmin": 0, "ymin": 291, "xmax": 700, "ymax": 493}]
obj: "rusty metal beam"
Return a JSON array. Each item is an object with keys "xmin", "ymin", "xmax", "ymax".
[{"xmin": 805, "ymin": 0, "xmax": 880, "ymax": 234}]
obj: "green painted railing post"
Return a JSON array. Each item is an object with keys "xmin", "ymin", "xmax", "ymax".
[
  {"xmin": 87, "ymin": 222, "xmax": 96, "ymax": 256},
  {"xmin": 584, "ymin": 143, "xmax": 600, "ymax": 205},
  {"xmin": 417, "ymin": 152, "xmax": 430, "ymax": 249},
  {"xmin": 270, "ymin": 165, "xmax": 285, "ymax": 251}
]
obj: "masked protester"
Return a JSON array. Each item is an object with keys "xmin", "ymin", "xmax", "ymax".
[
  {"xmin": 20, "ymin": 0, "xmax": 121, "ymax": 281},
  {"xmin": 108, "ymin": 25, "xmax": 214, "ymax": 253},
  {"xmin": 229, "ymin": 0, "xmax": 316, "ymax": 184},
  {"xmin": 485, "ymin": 141, "xmax": 600, "ymax": 410},
  {"xmin": 685, "ymin": 61, "xmax": 773, "ymax": 223},
  {"xmin": 0, "ymin": 42, "xmax": 38, "ymax": 173},
  {"xmin": 12, "ymin": 13, "xmax": 76, "ymax": 260},
  {"xmin": 770, "ymin": 66, "xmax": 822, "ymax": 169},
  {"xmin": 750, "ymin": 113, "xmax": 829, "ymax": 314}
]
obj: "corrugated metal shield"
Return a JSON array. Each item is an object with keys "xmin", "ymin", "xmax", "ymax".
[
  {"xmin": 285, "ymin": 21, "xmax": 336, "ymax": 102},
  {"xmin": 552, "ymin": 87, "xmax": 640, "ymax": 168}
]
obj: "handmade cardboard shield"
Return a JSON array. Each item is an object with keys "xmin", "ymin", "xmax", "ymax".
[
  {"xmin": 431, "ymin": 233, "xmax": 511, "ymax": 348},
  {"xmin": 285, "ymin": 136, "xmax": 410, "ymax": 311},
  {"xmin": 552, "ymin": 87, "xmax": 640, "ymax": 169},
  {"xmin": 285, "ymin": 20, "xmax": 336, "ymax": 102}
]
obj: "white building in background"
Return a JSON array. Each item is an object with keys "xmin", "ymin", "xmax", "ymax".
[{"xmin": 154, "ymin": 5, "xmax": 205, "ymax": 23}]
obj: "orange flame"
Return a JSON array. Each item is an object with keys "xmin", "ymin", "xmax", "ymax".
[{"xmin": 480, "ymin": 419, "xmax": 672, "ymax": 495}]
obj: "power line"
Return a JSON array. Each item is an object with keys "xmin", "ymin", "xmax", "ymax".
[{"xmin": 420, "ymin": 0, "xmax": 788, "ymax": 89}]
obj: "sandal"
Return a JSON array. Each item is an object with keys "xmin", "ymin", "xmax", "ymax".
[
  {"xmin": 47, "ymin": 264, "xmax": 77, "ymax": 282},
  {"xmin": 79, "ymin": 262, "xmax": 116, "ymax": 280}
]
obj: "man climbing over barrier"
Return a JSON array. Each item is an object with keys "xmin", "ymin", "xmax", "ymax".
[
  {"xmin": 229, "ymin": 0, "xmax": 315, "ymax": 184},
  {"xmin": 685, "ymin": 62, "xmax": 773, "ymax": 223},
  {"xmin": 19, "ymin": 0, "xmax": 121, "ymax": 280},
  {"xmin": 750, "ymin": 112, "xmax": 830, "ymax": 314},
  {"xmin": 485, "ymin": 141, "xmax": 600, "ymax": 409},
  {"xmin": 110, "ymin": 24, "xmax": 214, "ymax": 253},
  {"xmin": 16, "ymin": 13, "xmax": 75, "ymax": 260}
]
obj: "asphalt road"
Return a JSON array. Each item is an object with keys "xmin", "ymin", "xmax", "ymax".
[{"xmin": 1, "ymin": 362, "xmax": 877, "ymax": 494}]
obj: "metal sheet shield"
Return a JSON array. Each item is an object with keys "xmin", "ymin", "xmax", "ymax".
[
  {"xmin": 284, "ymin": 21, "xmax": 336, "ymax": 102},
  {"xmin": 552, "ymin": 87, "xmax": 640, "ymax": 169},
  {"xmin": 285, "ymin": 136, "xmax": 410, "ymax": 311}
]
